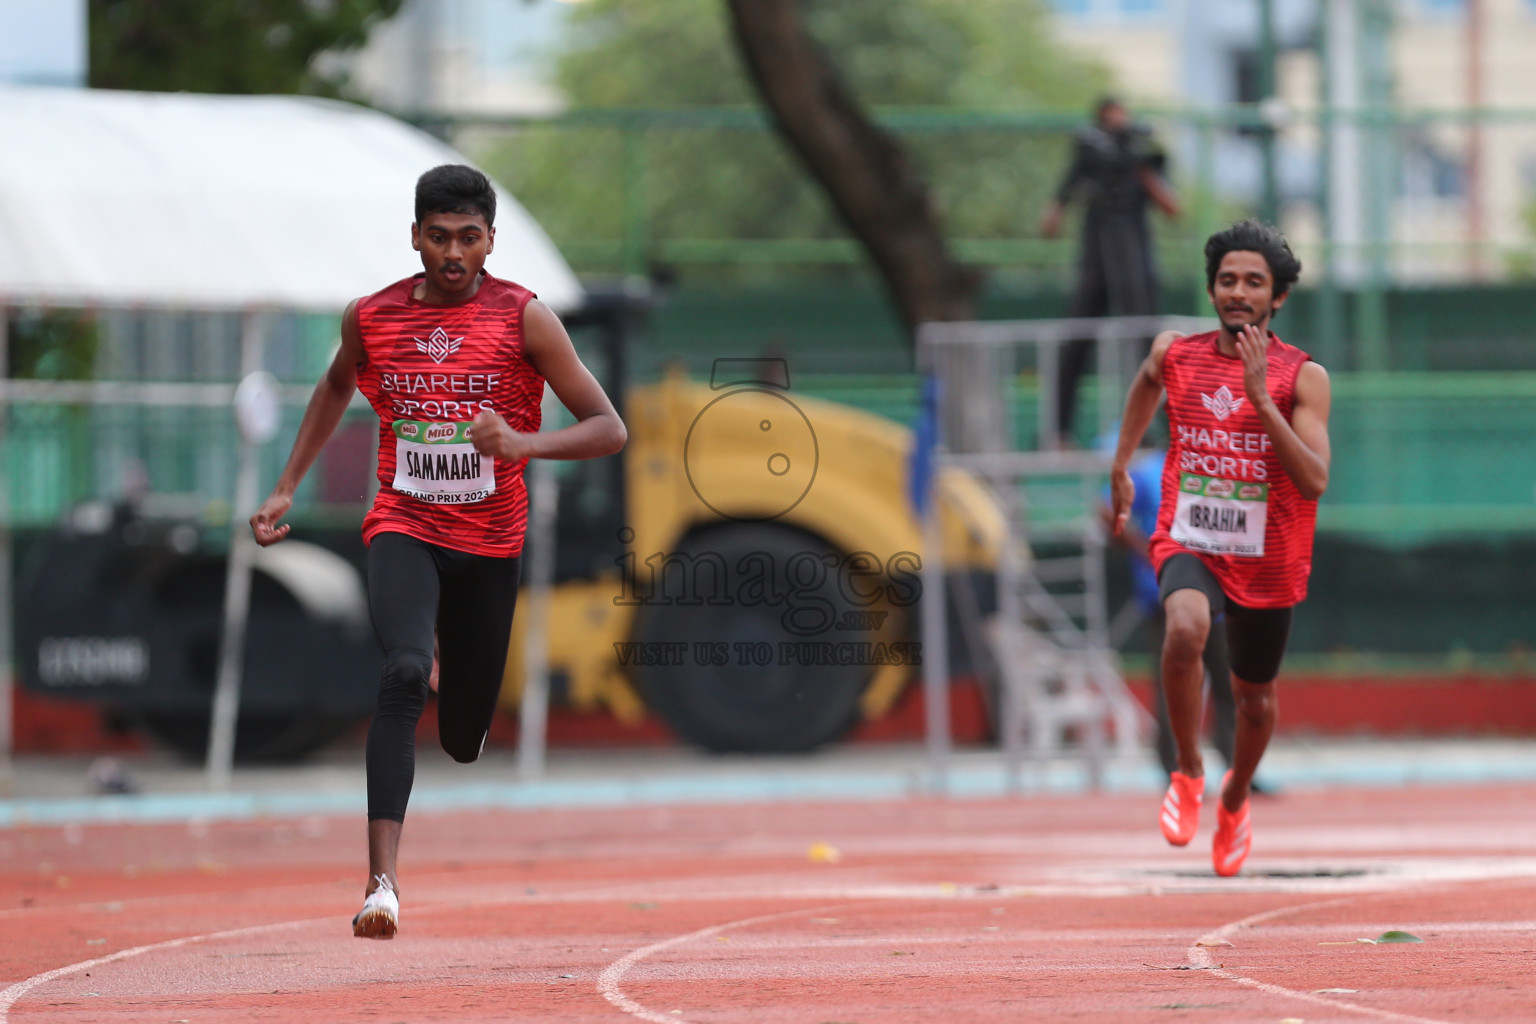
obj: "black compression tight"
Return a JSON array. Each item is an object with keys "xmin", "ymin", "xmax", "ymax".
[{"xmin": 365, "ymin": 532, "xmax": 521, "ymax": 822}]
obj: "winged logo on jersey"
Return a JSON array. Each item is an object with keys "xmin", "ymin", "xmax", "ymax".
[
  {"xmin": 1201, "ymin": 385, "xmax": 1245, "ymax": 421},
  {"xmin": 415, "ymin": 327, "xmax": 463, "ymax": 364}
]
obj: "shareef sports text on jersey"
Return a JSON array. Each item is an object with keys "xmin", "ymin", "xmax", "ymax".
[
  {"xmin": 379, "ymin": 372, "xmax": 500, "ymax": 419},
  {"xmin": 1170, "ymin": 425, "xmax": 1274, "ymax": 557},
  {"xmin": 1175, "ymin": 424, "xmax": 1274, "ymax": 482}
]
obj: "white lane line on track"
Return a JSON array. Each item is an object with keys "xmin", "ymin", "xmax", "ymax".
[
  {"xmin": 4, "ymin": 886, "xmax": 916, "ymax": 1024},
  {"xmin": 0, "ymin": 876, "xmax": 666, "ymax": 1023},
  {"xmin": 1189, "ymin": 898, "xmax": 1456, "ymax": 1024},
  {"xmin": 7, "ymin": 871, "xmax": 1512, "ymax": 1022},
  {"xmin": 0, "ymin": 858, "xmax": 726, "ymax": 923},
  {"xmin": 0, "ymin": 915, "xmax": 332, "ymax": 1020},
  {"xmin": 598, "ymin": 902, "xmax": 864, "ymax": 1024},
  {"xmin": 10, "ymin": 860, "xmax": 1533, "ymax": 928}
]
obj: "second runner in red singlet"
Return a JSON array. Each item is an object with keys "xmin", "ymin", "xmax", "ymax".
[{"xmin": 1110, "ymin": 220, "xmax": 1332, "ymax": 880}]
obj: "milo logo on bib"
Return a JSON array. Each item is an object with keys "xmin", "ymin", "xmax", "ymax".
[
  {"xmin": 390, "ymin": 419, "xmax": 495, "ymax": 504},
  {"xmin": 393, "ymin": 419, "xmax": 472, "ymax": 444},
  {"xmin": 1171, "ymin": 473, "xmax": 1269, "ymax": 557}
]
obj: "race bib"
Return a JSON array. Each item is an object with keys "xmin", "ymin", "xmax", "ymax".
[
  {"xmin": 390, "ymin": 420, "xmax": 495, "ymax": 504},
  {"xmin": 1170, "ymin": 473, "xmax": 1268, "ymax": 557}
]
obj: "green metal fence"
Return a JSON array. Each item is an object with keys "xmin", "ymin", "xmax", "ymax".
[
  {"xmin": 6, "ymin": 369, "xmax": 1533, "ymax": 542},
  {"xmin": 800, "ymin": 371, "xmax": 1536, "ymax": 541},
  {"xmin": 462, "ymin": 104, "xmax": 1536, "ymax": 374}
]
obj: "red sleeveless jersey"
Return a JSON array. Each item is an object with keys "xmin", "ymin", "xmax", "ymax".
[
  {"xmin": 1148, "ymin": 330, "xmax": 1317, "ymax": 608},
  {"xmin": 355, "ymin": 273, "xmax": 544, "ymax": 557}
]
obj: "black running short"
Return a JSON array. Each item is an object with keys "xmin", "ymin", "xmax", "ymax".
[{"xmin": 1157, "ymin": 552, "xmax": 1292, "ymax": 684}]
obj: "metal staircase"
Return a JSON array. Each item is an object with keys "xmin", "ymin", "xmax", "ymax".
[{"xmin": 918, "ymin": 315, "xmax": 1208, "ymax": 787}]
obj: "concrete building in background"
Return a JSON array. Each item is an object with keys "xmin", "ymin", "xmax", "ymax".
[
  {"xmin": 1050, "ymin": 0, "xmax": 1536, "ymax": 282},
  {"xmin": 1389, "ymin": 0, "xmax": 1536, "ymax": 279},
  {"xmin": 327, "ymin": 0, "xmax": 572, "ymax": 116},
  {"xmin": 1055, "ymin": 0, "xmax": 1318, "ymax": 205},
  {"xmin": 9, "ymin": 0, "xmax": 1530, "ymax": 282},
  {"xmin": 344, "ymin": 0, "xmax": 1536, "ymax": 283},
  {"xmin": 0, "ymin": 0, "xmax": 86, "ymax": 86},
  {"xmin": 0, "ymin": 0, "xmax": 561, "ymax": 112}
]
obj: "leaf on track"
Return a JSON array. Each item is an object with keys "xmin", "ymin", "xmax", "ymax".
[
  {"xmin": 1195, "ymin": 939, "xmax": 1234, "ymax": 948},
  {"xmin": 1375, "ymin": 930, "xmax": 1423, "ymax": 943}
]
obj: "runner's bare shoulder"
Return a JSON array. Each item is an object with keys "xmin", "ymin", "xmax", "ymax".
[
  {"xmin": 1150, "ymin": 330, "xmax": 1184, "ymax": 356},
  {"xmin": 1296, "ymin": 359, "xmax": 1330, "ymax": 392},
  {"xmin": 1145, "ymin": 329, "xmax": 1184, "ymax": 381}
]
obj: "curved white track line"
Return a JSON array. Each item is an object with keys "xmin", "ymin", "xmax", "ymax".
[
  {"xmin": 603, "ymin": 887, "xmax": 1481, "ymax": 1024},
  {"xmin": 1189, "ymin": 897, "xmax": 1456, "ymax": 1024},
  {"xmin": 2, "ymin": 873, "xmax": 1498, "ymax": 1023},
  {"xmin": 599, "ymin": 903, "xmax": 857, "ymax": 1024},
  {"xmin": 0, "ymin": 914, "xmax": 330, "ymax": 1020},
  {"xmin": 0, "ymin": 876, "xmax": 658, "ymax": 1023}
]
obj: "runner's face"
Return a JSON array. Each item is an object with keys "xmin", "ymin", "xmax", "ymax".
[
  {"xmin": 1209, "ymin": 250, "xmax": 1285, "ymax": 333},
  {"xmin": 412, "ymin": 212, "xmax": 494, "ymax": 299}
]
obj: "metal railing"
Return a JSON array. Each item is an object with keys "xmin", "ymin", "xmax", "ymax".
[{"xmin": 915, "ymin": 315, "xmax": 1208, "ymax": 788}]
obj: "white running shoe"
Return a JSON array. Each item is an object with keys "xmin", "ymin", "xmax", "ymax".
[{"xmin": 352, "ymin": 874, "xmax": 399, "ymax": 939}]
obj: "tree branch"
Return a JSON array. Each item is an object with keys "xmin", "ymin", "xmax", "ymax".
[{"xmin": 724, "ymin": 0, "xmax": 981, "ymax": 333}]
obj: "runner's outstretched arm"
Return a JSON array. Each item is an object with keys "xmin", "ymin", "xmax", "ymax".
[
  {"xmin": 1235, "ymin": 324, "xmax": 1331, "ymax": 500},
  {"xmin": 249, "ymin": 299, "xmax": 364, "ymax": 546},
  {"xmin": 468, "ymin": 300, "xmax": 626, "ymax": 463},
  {"xmin": 1109, "ymin": 330, "xmax": 1179, "ymax": 537}
]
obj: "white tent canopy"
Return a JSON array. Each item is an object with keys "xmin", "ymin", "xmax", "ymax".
[{"xmin": 0, "ymin": 86, "xmax": 583, "ymax": 312}]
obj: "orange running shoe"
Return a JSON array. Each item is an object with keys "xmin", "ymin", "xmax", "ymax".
[
  {"xmin": 1212, "ymin": 773, "xmax": 1252, "ymax": 877},
  {"xmin": 1159, "ymin": 771, "xmax": 1203, "ymax": 846}
]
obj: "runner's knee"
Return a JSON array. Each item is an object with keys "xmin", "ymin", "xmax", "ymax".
[
  {"xmin": 378, "ymin": 649, "xmax": 433, "ymax": 711},
  {"xmin": 440, "ymin": 729, "xmax": 485, "ymax": 764},
  {"xmin": 1163, "ymin": 598, "xmax": 1210, "ymax": 658},
  {"xmin": 1233, "ymin": 682, "xmax": 1274, "ymax": 724}
]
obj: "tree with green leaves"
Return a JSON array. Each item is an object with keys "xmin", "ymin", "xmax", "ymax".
[
  {"xmin": 482, "ymin": 0, "xmax": 1110, "ymax": 324},
  {"xmin": 39, "ymin": 2, "xmax": 401, "ymax": 381},
  {"xmin": 723, "ymin": 0, "xmax": 978, "ymax": 326},
  {"xmin": 89, "ymin": 0, "xmax": 403, "ymax": 96}
]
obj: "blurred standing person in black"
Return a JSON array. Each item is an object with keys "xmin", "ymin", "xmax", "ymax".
[{"xmin": 1041, "ymin": 97, "xmax": 1180, "ymax": 449}]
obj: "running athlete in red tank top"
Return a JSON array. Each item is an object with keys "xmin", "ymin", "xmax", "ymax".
[
  {"xmin": 355, "ymin": 272, "xmax": 545, "ymax": 558},
  {"xmin": 248, "ymin": 164, "xmax": 627, "ymax": 939},
  {"xmin": 1147, "ymin": 330, "xmax": 1317, "ymax": 608},
  {"xmin": 1109, "ymin": 221, "xmax": 1331, "ymax": 880}
]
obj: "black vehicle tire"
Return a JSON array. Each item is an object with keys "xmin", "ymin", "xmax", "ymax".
[
  {"xmin": 630, "ymin": 524, "xmax": 874, "ymax": 753},
  {"xmin": 135, "ymin": 711, "xmax": 362, "ymax": 763}
]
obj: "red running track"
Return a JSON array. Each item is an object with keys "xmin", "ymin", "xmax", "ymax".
[{"xmin": 4, "ymin": 784, "xmax": 1536, "ymax": 1022}]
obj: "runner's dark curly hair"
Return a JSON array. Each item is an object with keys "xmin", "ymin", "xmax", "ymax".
[{"xmin": 1204, "ymin": 219, "xmax": 1302, "ymax": 300}]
